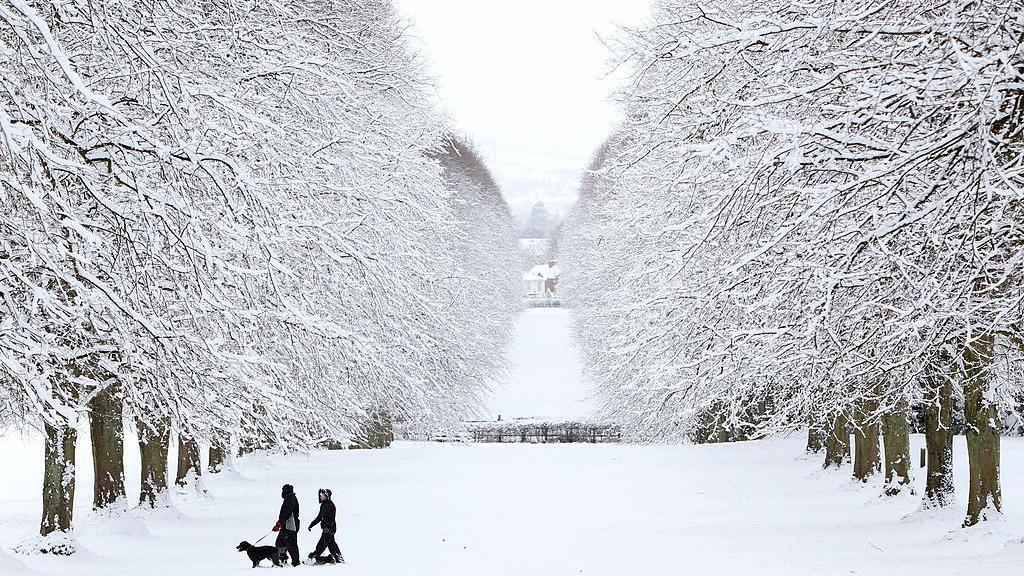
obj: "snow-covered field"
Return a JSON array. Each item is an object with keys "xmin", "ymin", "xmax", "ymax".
[
  {"xmin": 484, "ymin": 308, "xmax": 596, "ymax": 420},
  {"xmin": 3, "ymin": 309, "xmax": 1022, "ymax": 575},
  {"xmin": 3, "ymin": 432, "xmax": 1024, "ymax": 575}
]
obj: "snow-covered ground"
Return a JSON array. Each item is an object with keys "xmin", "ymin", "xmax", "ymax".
[
  {"xmin": 484, "ymin": 308, "xmax": 596, "ymax": 421},
  {"xmin": 3, "ymin": 308, "xmax": 1023, "ymax": 575},
  {"xmin": 3, "ymin": 432, "xmax": 1024, "ymax": 575}
]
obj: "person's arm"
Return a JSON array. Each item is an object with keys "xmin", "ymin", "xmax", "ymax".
[
  {"xmin": 278, "ymin": 499, "xmax": 289, "ymax": 524},
  {"xmin": 308, "ymin": 502, "xmax": 324, "ymax": 530},
  {"xmin": 273, "ymin": 499, "xmax": 289, "ymax": 530}
]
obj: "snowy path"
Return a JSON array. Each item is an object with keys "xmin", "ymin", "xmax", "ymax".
[
  {"xmin": 484, "ymin": 308, "xmax": 595, "ymax": 421},
  {"xmin": 3, "ymin": 434, "xmax": 1024, "ymax": 575}
]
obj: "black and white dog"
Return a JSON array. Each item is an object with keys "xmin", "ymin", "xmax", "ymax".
[{"xmin": 236, "ymin": 540, "xmax": 282, "ymax": 568}]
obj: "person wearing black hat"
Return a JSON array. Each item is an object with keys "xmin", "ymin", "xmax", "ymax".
[
  {"xmin": 306, "ymin": 488, "xmax": 343, "ymax": 564},
  {"xmin": 272, "ymin": 483, "xmax": 301, "ymax": 566}
]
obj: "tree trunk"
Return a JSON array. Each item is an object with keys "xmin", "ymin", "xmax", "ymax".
[
  {"xmin": 88, "ymin": 383, "xmax": 125, "ymax": 509},
  {"xmin": 923, "ymin": 363, "xmax": 954, "ymax": 508},
  {"xmin": 138, "ymin": 417, "xmax": 170, "ymax": 508},
  {"xmin": 209, "ymin": 441, "xmax": 228, "ymax": 474},
  {"xmin": 40, "ymin": 421, "xmax": 76, "ymax": 546},
  {"xmin": 823, "ymin": 410, "xmax": 850, "ymax": 468},
  {"xmin": 713, "ymin": 409, "xmax": 731, "ymax": 443},
  {"xmin": 852, "ymin": 396, "xmax": 881, "ymax": 482},
  {"xmin": 881, "ymin": 400, "xmax": 912, "ymax": 495},
  {"xmin": 175, "ymin": 435, "xmax": 202, "ymax": 488},
  {"xmin": 351, "ymin": 409, "xmax": 396, "ymax": 449},
  {"xmin": 963, "ymin": 333, "xmax": 1001, "ymax": 526},
  {"xmin": 806, "ymin": 412, "xmax": 825, "ymax": 454}
]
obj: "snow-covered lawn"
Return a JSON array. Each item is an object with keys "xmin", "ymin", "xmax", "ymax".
[
  {"xmin": 484, "ymin": 308, "xmax": 596, "ymax": 421},
  {"xmin": 3, "ymin": 433, "xmax": 1024, "ymax": 575}
]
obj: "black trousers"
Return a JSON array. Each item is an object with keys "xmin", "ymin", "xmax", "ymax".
[
  {"xmin": 312, "ymin": 530, "xmax": 341, "ymax": 560},
  {"xmin": 275, "ymin": 529, "xmax": 300, "ymax": 566}
]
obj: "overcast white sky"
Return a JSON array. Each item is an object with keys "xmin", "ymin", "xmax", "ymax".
[{"xmin": 395, "ymin": 0, "xmax": 651, "ymax": 225}]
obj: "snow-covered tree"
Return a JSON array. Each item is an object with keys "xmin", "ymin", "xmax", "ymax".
[
  {"xmin": 427, "ymin": 136, "xmax": 520, "ymax": 424},
  {"xmin": 1, "ymin": 0, "xmax": 518, "ymax": 552},
  {"xmin": 565, "ymin": 0, "xmax": 1022, "ymax": 527}
]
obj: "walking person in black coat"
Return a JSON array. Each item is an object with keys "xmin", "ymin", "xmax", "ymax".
[
  {"xmin": 306, "ymin": 488, "xmax": 344, "ymax": 564},
  {"xmin": 272, "ymin": 483, "xmax": 301, "ymax": 566}
]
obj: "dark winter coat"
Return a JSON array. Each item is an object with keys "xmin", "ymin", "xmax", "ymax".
[
  {"xmin": 309, "ymin": 498, "xmax": 337, "ymax": 534},
  {"xmin": 278, "ymin": 486, "xmax": 300, "ymax": 532}
]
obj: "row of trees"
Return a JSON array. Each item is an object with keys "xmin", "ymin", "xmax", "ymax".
[
  {"xmin": 0, "ymin": 0, "xmax": 518, "ymax": 553},
  {"xmin": 563, "ymin": 0, "xmax": 1022, "ymax": 527}
]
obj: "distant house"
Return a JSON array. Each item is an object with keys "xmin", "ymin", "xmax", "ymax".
[{"xmin": 524, "ymin": 261, "xmax": 559, "ymax": 297}]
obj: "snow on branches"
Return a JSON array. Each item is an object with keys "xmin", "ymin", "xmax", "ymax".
[
  {"xmin": 0, "ymin": 0, "xmax": 517, "ymax": 539},
  {"xmin": 565, "ymin": 0, "xmax": 1022, "ymax": 519}
]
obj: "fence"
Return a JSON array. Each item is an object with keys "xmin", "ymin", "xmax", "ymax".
[
  {"xmin": 465, "ymin": 420, "xmax": 621, "ymax": 444},
  {"xmin": 523, "ymin": 297, "xmax": 565, "ymax": 308}
]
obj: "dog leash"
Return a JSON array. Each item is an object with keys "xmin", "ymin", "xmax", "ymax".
[{"xmin": 252, "ymin": 529, "xmax": 275, "ymax": 545}]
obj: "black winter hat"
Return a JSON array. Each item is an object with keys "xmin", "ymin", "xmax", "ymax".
[
  {"xmin": 319, "ymin": 488, "xmax": 332, "ymax": 499},
  {"xmin": 281, "ymin": 484, "xmax": 294, "ymax": 496}
]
